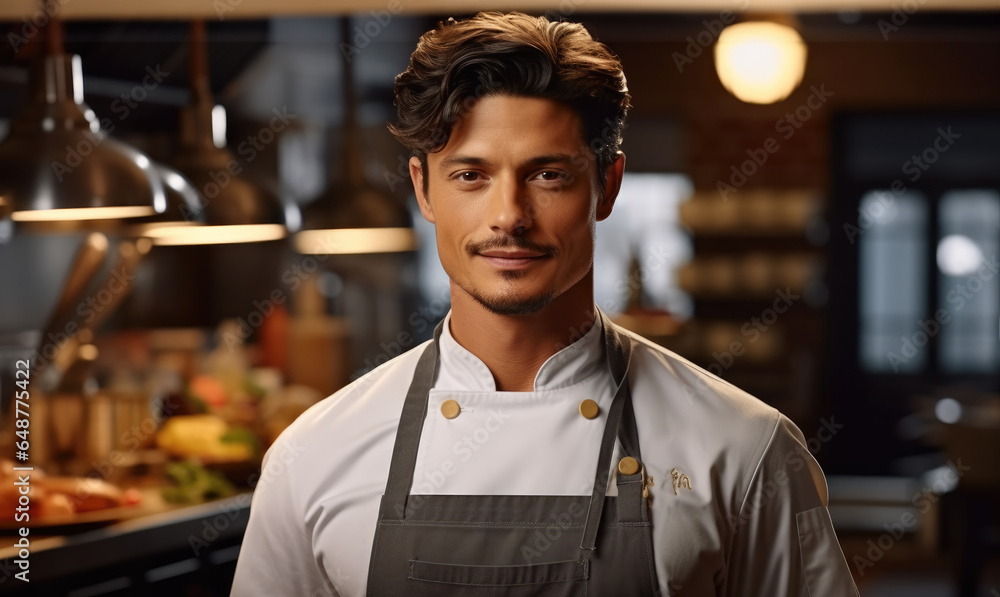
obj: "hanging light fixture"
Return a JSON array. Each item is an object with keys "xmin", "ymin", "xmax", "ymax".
[
  {"xmin": 293, "ymin": 17, "xmax": 415, "ymax": 256},
  {"xmin": 15, "ymin": 162, "xmax": 205, "ymax": 236},
  {"xmin": 0, "ymin": 18, "xmax": 166, "ymax": 223},
  {"xmin": 714, "ymin": 15, "xmax": 807, "ymax": 105},
  {"xmin": 144, "ymin": 20, "xmax": 298, "ymax": 246}
]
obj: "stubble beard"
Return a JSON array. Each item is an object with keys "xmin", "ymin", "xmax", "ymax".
[
  {"xmin": 461, "ymin": 234, "xmax": 560, "ymax": 315},
  {"xmin": 466, "ymin": 270, "xmax": 558, "ymax": 316}
]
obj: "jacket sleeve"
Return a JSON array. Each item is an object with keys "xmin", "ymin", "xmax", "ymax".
[
  {"xmin": 230, "ymin": 435, "xmax": 338, "ymax": 597},
  {"xmin": 722, "ymin": 415, "xmax": 859, "ymax": 596}
]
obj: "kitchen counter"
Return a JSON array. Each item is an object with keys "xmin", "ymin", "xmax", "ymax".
[{"xmin": 0, "ymin": 490, "xmax": 250, "ymax": 595}]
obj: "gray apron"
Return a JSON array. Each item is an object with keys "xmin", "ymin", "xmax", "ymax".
[{"xmin": 367, "ymin": 311, "xmax": 662, "ymax": 596}]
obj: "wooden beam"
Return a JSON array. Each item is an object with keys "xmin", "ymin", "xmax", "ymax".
[{"xmin": 1, "ymin": 0, "xmax": 997, "ymax": 21}]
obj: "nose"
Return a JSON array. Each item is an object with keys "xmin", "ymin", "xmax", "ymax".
[{"xmin": 487, "ymin": 175, "xmax": 532, "ymax": 236}]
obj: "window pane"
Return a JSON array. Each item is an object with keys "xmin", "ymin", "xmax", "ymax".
[
  {"xmin": 595, "ymin": 173, "xmax": 693, "ymax": 318},
  {"xmin": 937, "ymin": 189, "xmax": 1000, "ymax": 374},
  {"xmin": 858, "ymin": 191, "xmax": 928, "ymax": 373}
]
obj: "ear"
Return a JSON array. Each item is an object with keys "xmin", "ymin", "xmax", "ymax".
[
  {"xmin": 410, "ymin": 156, "xmax": 435, "ymax": 224},
  {"xmin": 596, "ymin": 152, "xmax": 625, "ymax": 222}
]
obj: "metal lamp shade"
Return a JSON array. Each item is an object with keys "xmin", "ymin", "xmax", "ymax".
[
  {"xmin": 0, "ymin": 54, "xmax": 165, "ymax": 224},
  {"xmin": 148, "ymin": 139, "xmax": 298, "ymax": 246},
  {"xmin": 15, "ymin": 163, "xmax": 205, "ymax": 236},
  {"xmin": 291, "ymin": 16, "xmax": 415, "ymax": 256},
  {"xmin": 145, "ymin": 20, "xmax": 298, "ymax": 247},
  {"xmin": 295, "ymin": 180, "xmax": 415, "ymax": 255}
]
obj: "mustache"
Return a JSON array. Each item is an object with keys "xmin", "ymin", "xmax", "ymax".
[{"xmin": 466, "ymin": 235, "xmax": 558, "ymax": 257}]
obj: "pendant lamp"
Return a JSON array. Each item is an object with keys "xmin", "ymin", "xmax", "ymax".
[
  {"xmin": 0, "ymin": 19, "xmax": 166, "ymax": 224},
  {"xmin": 293, "ymin": 17, "xmax": 415, "ymax": 256},
  {"xmin": 15, "ymin": 162, "xmax": 205, "ymax": 236},
  {"xmin": 714, "ymin": 15, "xmax": 807, "ymax": 105},
  {"xmin": 137, "ymin": 163, "xmax": 206, "ymax": 235},
  {"xmin": 144, "ymin": 20, "xmax": 299, "ymax": 246}
]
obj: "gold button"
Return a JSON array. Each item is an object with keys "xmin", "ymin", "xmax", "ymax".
[
  {"xmin": 618, "ymin": 456, "xmax": 640, "ymax": 476},
  {"xmin": 440, "ymin": 399, "xmax": 461, "ymax": 420},
  {"xmin": 578, "ymin": 399, "xmax": 600, "ymax": 419}
]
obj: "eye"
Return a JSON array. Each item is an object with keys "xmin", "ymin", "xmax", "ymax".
[
  {"xmin": 457, "ymin": 171, "xmax": 482, "ymax": 182},
  {"xmin": 533, "ymin": 170, "xmax": 569, "ymax": 184}
]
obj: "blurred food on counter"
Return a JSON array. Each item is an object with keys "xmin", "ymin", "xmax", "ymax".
[
  {"xmin": 0, "ymin": 287, "xmax": 347, "ymax": 526},
  {"xmin": 161, "ymin": 460, "xmax": 236, "ymax": 505},
  {"xmin": 0, "ymin": 458, "xmax": 138, "ymax": 524}
]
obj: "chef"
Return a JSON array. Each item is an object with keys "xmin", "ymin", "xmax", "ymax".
[{"xmin": 231, "ymin": 11, "xmax": 859, "ymax": 597}]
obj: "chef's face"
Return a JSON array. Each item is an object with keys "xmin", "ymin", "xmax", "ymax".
[{"xmin": 410, "ymin": 94, "xmax": 624, "ymax": 316}]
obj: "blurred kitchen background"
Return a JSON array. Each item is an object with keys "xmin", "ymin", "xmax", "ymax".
[{"xmin": 0, "ymin": 0, "xmax": 998, "ymax": 595}]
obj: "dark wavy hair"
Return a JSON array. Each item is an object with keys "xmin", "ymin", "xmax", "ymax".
[{"xmin": 389, "ymin": 12, "xmax": 631, "ymax": 192}]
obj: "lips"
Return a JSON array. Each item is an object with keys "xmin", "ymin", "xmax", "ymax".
[
  {"xmin": 480, "ymin": 250, "xmax": 546, "ymax": 259},
  {"xmin": 478, "ymin": 249, "xmax": 547, "ymax": 269}
]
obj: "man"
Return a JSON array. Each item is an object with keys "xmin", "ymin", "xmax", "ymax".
[{"xmin": 232, "ymin": 12, "xmax": 859, "ymax": 596}]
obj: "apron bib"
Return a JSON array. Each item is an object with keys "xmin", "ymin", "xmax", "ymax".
[{"xmin": 367, "ymin": 311, "xmax": 661, "ymax": 596}]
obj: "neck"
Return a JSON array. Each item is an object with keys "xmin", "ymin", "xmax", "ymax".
[{"xmin": 448, "ymin": 272, "xmax": 598, "ymax": 392}]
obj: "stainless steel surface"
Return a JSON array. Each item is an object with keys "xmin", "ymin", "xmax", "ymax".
[{"xmin": 0, "ymin": 46, "xmax": 164, "ymax": 223}]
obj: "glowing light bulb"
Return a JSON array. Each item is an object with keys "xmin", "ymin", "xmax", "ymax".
[{"xmin": 715, "ymin": 21, "xmax": 807, "ymax": 105}]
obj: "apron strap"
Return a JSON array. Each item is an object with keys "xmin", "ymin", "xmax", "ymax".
[
  {"xmin": 378, "ymin": 321, "xmax": 444, "ymax": 521},
  {"xmin": 580, "ymin": 310, "xmax": 635, "ymax": 550},
  {"xmin": 380, "ymin": 308, "xmax": 641, "ymax": 536}
]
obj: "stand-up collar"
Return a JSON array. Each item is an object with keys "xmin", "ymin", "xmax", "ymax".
[{"xmin": 436, "ymin": 307, "xmax": 606, "ymax": 392}]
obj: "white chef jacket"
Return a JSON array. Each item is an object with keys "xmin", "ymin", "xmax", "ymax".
[{"xmin": 231, "ymin": 308, "xmax": 859, "ymax": 596}]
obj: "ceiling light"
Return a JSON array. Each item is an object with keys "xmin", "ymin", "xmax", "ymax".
[
  {"xmin": 294, "ymin": 17, "xmax": 415, "ymax": 255},
  {"xmin": 715, "ymin": 18, "xmax": 807, "ymax": 105},
  {"xmin": 168, "ymin": 20, "xmax": 299, "ymax": 245}
]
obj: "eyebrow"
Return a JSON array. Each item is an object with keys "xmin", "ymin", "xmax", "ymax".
[{"xmin": 438, "ymin": 153, "xmax": 578, "ymax": 172}]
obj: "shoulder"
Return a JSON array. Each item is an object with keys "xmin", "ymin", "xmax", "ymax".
[
  {"xmin": 616, "ymin": 323, "xmax": 781, "ymax": 439},
  {"xmin": 611, "ymin": 323, "xmax": 803, "ymax": 507},
  {"xmin": 261, "ymin": 338, "xmax": 432, "ymax": 483}
]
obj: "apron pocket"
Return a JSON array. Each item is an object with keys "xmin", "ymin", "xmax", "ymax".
[{"xmin": 407, "ymin": 558, "xmax": 589, "ymax": 595}]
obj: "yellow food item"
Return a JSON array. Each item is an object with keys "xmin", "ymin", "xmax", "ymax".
[{"xmin": 156, "ymin": 415, "xmax": 254, "ymax": 463}]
